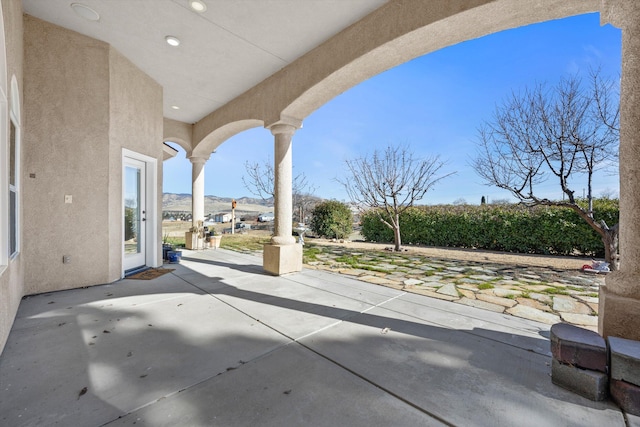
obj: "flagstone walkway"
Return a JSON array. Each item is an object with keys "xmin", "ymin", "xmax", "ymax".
[{"xmin": 303, "ymin": 244, "xmax": 604, "ymax": 331}]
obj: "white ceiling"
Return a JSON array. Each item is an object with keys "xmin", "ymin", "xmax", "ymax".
[{"xmin": 23, "ymin": 0, "xmax": 388, "ymax": 124}]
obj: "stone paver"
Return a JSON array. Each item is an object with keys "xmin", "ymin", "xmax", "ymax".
[
  {"xmin": 517, "ymin": 298, "xmax": 553, "ymax": 312},
  {"xmin": 436, "ymin": 283, "xmax": 459, "ymax": 297},
  {"xmin": 506, "ymin": 305, "xmax": 561, "ymax": 325},
  {"xmin": 359, "ymin": 276, "xmax": 403, "ymax": 288},
  {"xmin": 529, "ymin": 292, "xmax": 553, "ymax": 304},
  {"xmin": 553, "ymin": 296, "xmax": 593, "ymax": 314},
  {"xmin": 457, "ymin": 297, "xmax": 505, "ymax": 313},
  {"xmin": 560, "ymin": 313, "xmax": 598, "ymax": 326},
  {"xmin": 305, "ymin": 244, "xmax": 605, "ymax": 329},
  {"xmin": 457, "ymin": 289, "xmax": 476, "ymax": 299},
  {"xmin": 411, "ymin": 289, "xmax": 458, "ymax": 301},
  {"xmin": 468, "ymin": 274, "xmax": 496, "ymax": 281},
  {"xmin": 492, "ymin": 288, "xmax": 523, "ymax": 298},
  {"xmin": 476, "ymin": 293, "xmax": 517, "ymax": 308}
]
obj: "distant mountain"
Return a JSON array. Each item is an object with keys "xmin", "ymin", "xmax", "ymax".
[{"xmin": 162, "ymin": 193, "xmax": 273, "ymax": 214}]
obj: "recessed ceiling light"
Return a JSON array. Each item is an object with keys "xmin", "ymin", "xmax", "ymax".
[
  {"xmin": 70, "ymin": 3, "xmax": 100, "ymax": 21},
  {"xmin": 171, "ymin": 105, "xmax": 180, "ymax": 110},
  {"xmin": 165, "ymin": 36, "xmax": 181, "ymax": 47},
  {"xmin": 189, "ymin": 1, "xmax": 207, "ymax": 12}
]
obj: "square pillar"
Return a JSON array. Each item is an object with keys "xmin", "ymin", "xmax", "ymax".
[
  {"xmin": 599, "ymin": 0, "xmax": 640, "ymax": 341},
  {"xmin": 263, "ymin": 243, "xmax": 302, "ymax": 276},
  {"xmin": 599, "ymin": 285, "xmax": 640, "ymax": 341}
]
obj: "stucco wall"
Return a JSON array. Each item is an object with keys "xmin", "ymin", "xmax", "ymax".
[
  {"xmin": 23, "ymin": 15, "xmax": 111, "ymax": 294},
  {"xmin": 22, "ymin": 17, "xmax": 164, "ymax": 293},
  {"xmin": 0, "ymin": 0, "xmax": 24, "ymax": 355},
  {"xmin": 163, "ymin": 118, "xmax": 193, "ymax": 153},
  {"xmin": 108, "ymin": 48, "xmax": 163, "ymax": 278}
]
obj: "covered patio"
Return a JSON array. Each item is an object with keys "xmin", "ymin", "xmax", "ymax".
[
  {"xmin": 1, "ymin": 0, "xmax": 640, "ymax": 424},
  {"xmin": 0, "ymin": 249, "xmax": 630, "ymax": 426}
]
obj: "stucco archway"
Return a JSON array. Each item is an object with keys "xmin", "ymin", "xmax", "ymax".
[
  {"xmin": 192, "ymin": 0, "xmax": 598, "ymax": 148},
  {"xmin": 182, "ymin": 0, "xmax": 640, "ymax": 342},
  {"xmin": 192, "ymin": 119, "xmax": 264, "ymax": 159},
  {"xmin": 187, "ymin": 0, "xmax": 606, "ymax": 277}
]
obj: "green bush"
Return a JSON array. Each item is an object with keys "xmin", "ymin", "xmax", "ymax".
[
  {"xmin": 310, "ymin": 200, "xmax": 353, "ymax": 239},
  {"xmin": 360, "ymin": 200, "xmax": 618, "ymax": 257}
]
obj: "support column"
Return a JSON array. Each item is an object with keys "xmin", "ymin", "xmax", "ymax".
[
  {"xmin": 599, "ymin": 0, "xmax": 640, "ymax": 340},
  {"xmin": 189, "ymin": 155, "xmax": 209, "ymax": 228},
  {"xmin": 263, "ymin": 120, "xmax": 302, "ymax": 275}
]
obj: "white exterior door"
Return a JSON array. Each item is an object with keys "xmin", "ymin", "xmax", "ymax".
[{"xmin": 123, "ymin": 157, "xmax": 147, "ymax": 272}]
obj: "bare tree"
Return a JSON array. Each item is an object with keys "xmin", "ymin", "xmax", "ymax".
[
  {"xmin": 599, "ymin": 188, "xmax": 618, "ymax": 199},
  {"xmin": 472, "ymin": 70, "xmax": 620, "ymax": 269},
  {"xmin": 242, "ymin": 160, "xmax": 276, "ymax": 202},
  {"xmin": 242, "ymin": 160, "xmax": 317, "ymax": 220},
  {"xmin": 339, "ymin": 145, "xmax": 453, "ymax": 251},
  {"xmin": 293, "ymin": 193, "xmax": 320, "ymax": 223}
]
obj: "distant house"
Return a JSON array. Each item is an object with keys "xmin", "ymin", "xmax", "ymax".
[
  {"xmin": 258, "ymin": 212, "xmax": 275, "ymax": 222},
  {"xmin": 214, "ymin": 213, "xmax": 232, "ymax": 223}
]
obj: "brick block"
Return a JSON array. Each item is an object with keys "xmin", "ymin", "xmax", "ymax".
[
  {"xmin": 609, "ymin": 336, "xmax": 640, "ymax": 387},
  {"xmin": 610, "ymin": 378, "xmax": 640, "ymax": 416},
  {"xmin": 550, "ymin": 323, "xmax": 607, "ymax": 372},
  {"xmin": 551, "ymin": 358, "xmax": 608, "ymax": 401}
]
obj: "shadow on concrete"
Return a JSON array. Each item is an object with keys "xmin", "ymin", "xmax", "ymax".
[
  {"xmin": 0, "ymin": 254, "xmax": 623, "ymax": 426},
  {"xmin": 181, "ymin": 255, "xmax": 266, "ymax": 275}
]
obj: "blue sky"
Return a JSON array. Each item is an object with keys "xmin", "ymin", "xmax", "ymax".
[{"xmin": 163, "ymin": 12, "xmax": 622, "ymax": 205}]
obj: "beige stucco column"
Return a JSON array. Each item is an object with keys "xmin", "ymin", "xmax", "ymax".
[
  {"xmin": 263, "ymin": 121, "xmax": 302, "ymax": 275},
  {"xmin": 599, "ymin": 0, "xmax": 640, "ymax": 340},
  {"xmin": 189, "ymin": 155, "xmax": 209, "ymax": 228},
  {"xmin": 271, "ymin": 123, "xmax": 297, "ymax": 245}
]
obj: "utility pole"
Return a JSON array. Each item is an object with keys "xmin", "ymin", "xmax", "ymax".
[{"xmin": 231, "ymin": 199, "xmax": 236, "ymax": 234}]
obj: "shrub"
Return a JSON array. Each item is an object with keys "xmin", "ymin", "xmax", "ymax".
[
  {"xmin": 309, "ymin": 200, "xmax": 353, "ymax": 239},
  {"xmin": 360, "ymin": 200, "xmax": 618, "ymax": 257}
]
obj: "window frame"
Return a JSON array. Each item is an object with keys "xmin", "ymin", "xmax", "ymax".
[
  {"xmin": 7, "ymin": 75, "xmax": 20, "ymax": 260},
  {"xmin": 8, "ymin": 110, "xmax": 18, "ymax": 258}
]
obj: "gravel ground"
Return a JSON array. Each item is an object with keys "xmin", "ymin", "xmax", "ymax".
[{"xmin": 310, "ymin": 238, "xmax": 599, "ymax": 271}]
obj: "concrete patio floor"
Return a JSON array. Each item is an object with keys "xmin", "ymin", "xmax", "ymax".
[{"xmin": 0, "ymin": 249, "xmax": 635, "ymax": 426}]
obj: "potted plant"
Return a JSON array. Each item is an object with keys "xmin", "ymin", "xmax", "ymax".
[{"xmin": 162, "ymin": 232, "xmax": 175, "ymax": 260}]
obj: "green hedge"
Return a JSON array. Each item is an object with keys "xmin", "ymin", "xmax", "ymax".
[{"xmin": 360, "ymin": 199, "xmax": 618, "ymax": 257}]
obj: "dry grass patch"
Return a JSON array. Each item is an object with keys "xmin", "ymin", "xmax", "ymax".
[{"xmin": 220, "ymin": 234, "xmax": 271, "ymax": 252}]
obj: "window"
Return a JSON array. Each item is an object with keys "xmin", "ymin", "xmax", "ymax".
[
  {"xmin": 9, "ymin": 119, "xmax": 16, "ymax": 256},
  {"xmin": 8, "ymin": 76, "xmax": 19, "ymax": 259}
]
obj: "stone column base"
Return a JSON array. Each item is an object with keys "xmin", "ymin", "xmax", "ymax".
[
  {"xmin": 599, "ymin": 285, "xmax": 640, "ymax": 341},
  {"xmin": 263, "ymin": 243, "xmax": 302, "ymax": 276}
]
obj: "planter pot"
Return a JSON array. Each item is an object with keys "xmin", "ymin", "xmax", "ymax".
[
  {"xmin": 185, "ymin": 231, "xmax": 199, "ymax": 249},
  {"xmin": 162, "ymin": 244, "xmax": 174, "ymax": 260},
  {"xmin": 209, "ymin": 235, "xmax": 222, "ymax": 249},
  {"xmin": 167, "ymin": 250, "xmax": 182, "ymax": 263}
]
